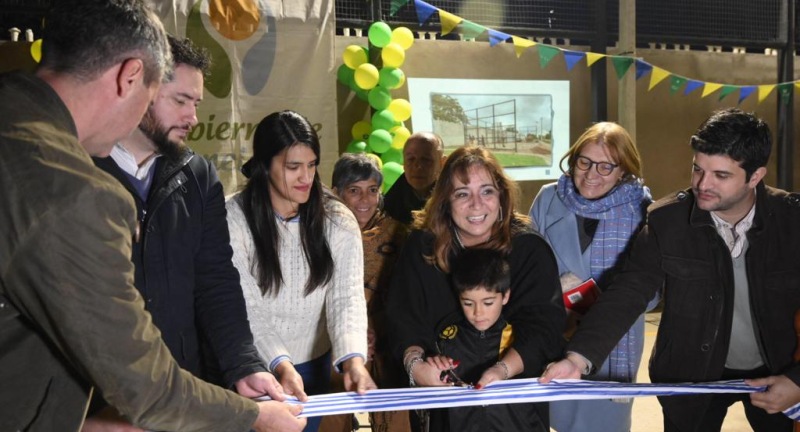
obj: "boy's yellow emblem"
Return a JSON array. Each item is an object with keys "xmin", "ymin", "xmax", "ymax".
[{"xmin": 440, "ymin": 325, "xmax": 458, "ymax": 340}]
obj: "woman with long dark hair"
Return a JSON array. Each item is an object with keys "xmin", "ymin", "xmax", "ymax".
[
  {"xmin": 385, "ymin": 145, "xmax": 564, "ymax": 432},
  {"xmin": 227, "ymin": 110, "xmax": 375, "ymax": 432}
]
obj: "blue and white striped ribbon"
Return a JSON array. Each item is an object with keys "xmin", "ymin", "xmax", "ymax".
[{"xmin": 259, "ymin": 378, "xmax": 800, "ymax": 420}]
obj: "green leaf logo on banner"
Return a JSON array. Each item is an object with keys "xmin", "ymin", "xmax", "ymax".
[
  {"xmin": 718, "ymin": 85, "xmax": 738, "ymax": 101},
  {"xmin": 611, "ymin": 57, "xmax": 634, "ymax": 80},
  {"xmin": 778, "ymin": 83, "xmax": 794, "ymax": 105},
  {"xmin": 669, "ymin": 76, "xmax": 687, "ymax": 94},
  {"xmin": 538, "ymin": 45, "xmax": 561, "ymax": 69}
]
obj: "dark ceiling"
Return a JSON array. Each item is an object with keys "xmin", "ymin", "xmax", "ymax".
[{"xmin": 0, "ymin": 1, "xmax": 49, "ymax": 41}]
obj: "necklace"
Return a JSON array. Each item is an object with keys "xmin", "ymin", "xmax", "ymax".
[{"xmin": 454, "ymin": 229, "xmax": 465, "ymax": 249}]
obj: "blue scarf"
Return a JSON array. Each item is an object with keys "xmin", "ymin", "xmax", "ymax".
[{"xmin": 556, "ymin": 175, "xmax": 650, "ymax": 382}]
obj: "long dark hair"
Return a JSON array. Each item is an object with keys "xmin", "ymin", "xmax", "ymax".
[{"xmin": 240, "ymin": 110, "xmax": 333, "ymax": 296}]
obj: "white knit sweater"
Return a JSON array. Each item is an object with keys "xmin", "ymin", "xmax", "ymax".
[{"xmin": 226, "ymin": 193, "xmax": 367, "ymax": 370}]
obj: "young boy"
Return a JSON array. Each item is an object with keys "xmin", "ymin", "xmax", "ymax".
[{"xmin": 426, "ymin": 248, "xmax": 547, "ymax": 432}]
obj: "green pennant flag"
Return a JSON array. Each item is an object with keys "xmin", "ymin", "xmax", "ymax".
[
  {"xmin": 669, "ymin": 76, "xmax": 687, "ymax": 94},
  {"xmin": 777, "ymin": 83, "xmax": 794, "ymax": 105},
  {"xmin": 538, "ymin": 45, "xmax": 561, "ymax": 69},
  {"xmin": 459, "ymin": 19, "xmax": 486, "ymax": 40},
  {"xmin": 718, "ymin": 85, "xmax": 738, "ymax": 101},
  {"xmin": 611, "ymin": 57, "xmax": 634, "ymax": 80},
  {"xmin": 389, "ymin": 0, "xmax": 410, "ymax": 15}
]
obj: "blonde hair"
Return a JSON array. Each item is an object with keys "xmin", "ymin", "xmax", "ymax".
[{"xmin": 560, "ymin": 122, "xmax": 643, "ymax": 182}]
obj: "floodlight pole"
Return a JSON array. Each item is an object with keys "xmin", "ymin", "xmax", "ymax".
[
  {"xmin": 777, "ymin": 0, "xmax": 794, "ymax": 190},
  {"xmin": 618, "ymin": 0, "xmax": 636, "ymax": 140}
]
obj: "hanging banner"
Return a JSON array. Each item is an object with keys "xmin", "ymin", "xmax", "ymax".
[{"xmin": 151, "ymin": 0, "xmax": 336, "ymax": 192}]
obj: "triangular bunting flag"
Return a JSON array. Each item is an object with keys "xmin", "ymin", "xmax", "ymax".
[
  {"xmin": 390, "ymin": 0, "xmax": 410, "ymax": 15},
  {"xmin": 757, "ymin": 84, "xmax": 776, "ymax": 104},
  {"xmin": 563, "ymin": 51, "xmax": 585, "ymax": 71},
  {"xmin": 611, "ymin": 57, "xmax": 634, "ymax": 80},
  {"xmin": 717, "ymin": 85, "xmax": 738, "ymax": 101},
  {"xmin": 738, "ymin": 86, "xmax": 756, "ymax": 104},
  {"xmin": 648, "ymin": 67, "xmax": 670, "ymax": 90},
  {"xmin": 413, "ymin": 0, "xmax": 437, "ymax": 26},
  {"xmin": 537, "ymin": 45, "xmax": 561, "ymax": 69},
  {"xmin": 635, "ymin": 59, "xmax": 653, "ymax": 80},
  {"xmin": 487, "ymin": 29, "xmax": 511, "ymax": 46},
  {"xmin": 459, "ymin": 19, "xmax": 486, "ymax": 40},
  {"xmin": 669, "ymin": 76, "xmax": 687, "ymax": 94},
  {"xmin": 438, "ymin": 9, "xmax": 462, "ymax": 36},
  {"xmin": 683, "ymin": 80, "xmax": 703, "ymax": 96},
  {"xmin": 586, "ymin": 52, "xmax": 605, "ymax": 67},
  {"xmin": 701, "ymin": 83, "xmax": 723, "ymax": 98},
  {"xmin": 511, "ymin": 36, "xmax": 536, "ymax": 58},
  {"xmin": 778, "ymin": 83, "xmax": 793, "ymax": 105}
]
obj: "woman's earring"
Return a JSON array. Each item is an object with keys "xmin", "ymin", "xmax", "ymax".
[{"xmin": 498, "ymin": 207, "xmax": 503, "ymax": 223}]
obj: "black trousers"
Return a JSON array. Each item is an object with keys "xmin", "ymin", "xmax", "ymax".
[{"xmin": 663, "ymin": 367, "xmax": 793, "ymax": 432}]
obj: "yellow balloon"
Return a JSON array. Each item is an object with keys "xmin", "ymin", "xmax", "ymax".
[
  {"xmin": 354, "ymin": 63, "xmax": 379, "ymax": 90},
  {"xmin": 364, "ymin": 152, "xmax": 383, "ymax": 171},
  {"xmin": 390, "ymin": 126, "xmax": 411, "ymax": 149},
  {"xmin": 343, "ymin": 45, "xmax": 367, "ymax": 69},
  {"xmin": 30, "ymin": 39, "xmax": 42, "ymax": 63},
  {"xmin": 391, "ymin": 27, "xmax": 415, "ymax": 50},
  {"xmin": 388, "ymin": 99, "xmax": 412, "ymax": 122},
  {"xmin": 381, "ymin": 42, "xmax": 405, "ymax": 68},
  {"xmin": 351, "ymin": 120, "xmax": 372, "ymax": 141}
]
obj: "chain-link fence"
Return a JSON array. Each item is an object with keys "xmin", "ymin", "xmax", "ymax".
[{"xmin": 336, "ymin": 0, "xmax": 793, "ymax": 49}]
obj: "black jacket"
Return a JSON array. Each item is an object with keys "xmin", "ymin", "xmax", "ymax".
[
  {"xmin": 386, "ymin": 226, "xmax": 564, "ymax": 380},
  {"xmin": 568, "ymin": 183, "xmax": 800, "ymax": 431},
  {"xmin": 94, "ymin": 151, "xmax": 267, "ymax": 387},
  {"xmin": 383, "ymin": 174, "xmax": 430, "ymax": 225},
  {"xmin": 433, "ymin": 313, "xmax": 546, "ymax": 432}
]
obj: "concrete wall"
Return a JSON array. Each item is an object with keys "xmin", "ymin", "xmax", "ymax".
[{"xmin": 335, "ymin": 36, "xmax": 800, "ymax": 211}]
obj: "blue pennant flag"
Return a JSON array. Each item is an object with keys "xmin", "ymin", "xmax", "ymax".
[
  {"xmin": 635, "ymin": 59, "xmax": 653, "ymax": 80},
  {"xmin": 563, "ymin": 51, "xmax": 585, "ymax": 71},
  {"xmin": 487, "ymin": 29, "xmax": 511, "ymax": 47},
  {"xmin": 414, "ymin": 0, "xmax": 438, "ymax": 26},
  {"xmin": 684, "ymin": 80, "xmax": 703, "ymax": 95},
  {"xmin": 738, "ymin": 86, "xmax": 756, "ymax": 104}
]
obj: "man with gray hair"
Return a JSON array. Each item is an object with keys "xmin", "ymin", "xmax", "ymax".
[{"xmin": 0, "ymin": 1, "xmax": 303, "ymax": 431}]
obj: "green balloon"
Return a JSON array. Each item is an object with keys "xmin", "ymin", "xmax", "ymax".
[
  {"xmin": 368, "ymin": 22, "xmax": 392, "ymax": 48},
  {"xmin": 346, "ymin": 140, "xmax": 367, "ymax": 153},
  {"xmin": 337, "ymin": 64, "xmax": 354, "ymax": 87},
  {"xmin": 354, "ymin": 87, "xmax": 369, "ymax": 101},
  {"xmin": 379, "ymin": 67, "xmax": 404, "ymax": 90},
  {"xmin": 368, "ymin": 129, "xmax": 392, "ymax": 154},
  {"xmin": 381, "ymin": 147, "xmax": 403, "ymax": 164},
  {"xmin": 371, "ymin": 109, "xmax": 396, "ymax": 131},
  {"xmin": 368, "ymin": 86, "xmax": 392, "ymax": 110},
  {"xmin": 382, "ymin": 162, "xmax": 404, "ymax": 192}
]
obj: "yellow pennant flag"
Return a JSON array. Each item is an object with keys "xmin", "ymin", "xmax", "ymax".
[
  {"xmin": 586, "ymin": 52, "xmax": 605, "ymax": 67},
  {"xmin": 701, "ymin": 83, "xmax": 723, "ymax": 98},
  {"xmin": 511, "ymin": 36, "xmax": 536, "ymax": 58},
  {"xmin": 757, "ymin": 84, "xmax": 776, "ymax": 104},
  {"xmin": 648, "ymin": 67, "xmax": 670, "ymax": 91},
  {"xmin": 796, "ymin": 81, "xmax": 800, "ymax": 91},
  {"xmin": 438, "ymin": 10, "xmax": 462, "ymax": 36}
]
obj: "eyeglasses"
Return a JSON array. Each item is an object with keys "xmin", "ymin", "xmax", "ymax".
[{"xmin": 575, "ymin": 156, "xmax": 618, "ymax": 176}]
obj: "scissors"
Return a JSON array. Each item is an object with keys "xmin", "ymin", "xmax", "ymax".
[{"xmin": 440, "ymin": 367, "xmax": 472, "ymax": 387}]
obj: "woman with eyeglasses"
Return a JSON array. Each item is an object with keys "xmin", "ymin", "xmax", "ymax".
[{"xmin": 529, "ymin": 122, "xmax": 655, "ymax": 432}]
